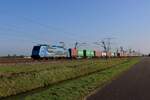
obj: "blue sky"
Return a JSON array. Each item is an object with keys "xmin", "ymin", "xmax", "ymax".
[{"xmin": 0, "ymin": 0, "xmax": 150, "ymax": 56}]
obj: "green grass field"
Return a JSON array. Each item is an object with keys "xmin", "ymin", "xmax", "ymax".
[{"xmin": 0, "ymin": 58, "xmax": 140, "ymax": 100}]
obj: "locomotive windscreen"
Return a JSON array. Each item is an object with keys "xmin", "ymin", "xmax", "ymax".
[{"xmin": 33, "ymin": 46, "xmax": 40, "ymax": 51}]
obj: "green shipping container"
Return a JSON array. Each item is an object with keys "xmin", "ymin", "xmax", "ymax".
[
  {"xmin": 77, "ymin": 50, "xmax": 84, "ymax": 57},
  {"xmin": 86, "ymin": 50, "xmax": 91, "ymax": 57},
  {"xmin": 91, "ymin": 51, "xmax": 94, "ymax": 57},
  {"xmin": 86, "ymin": 50, "xmax": 94, "ymax": 58}
]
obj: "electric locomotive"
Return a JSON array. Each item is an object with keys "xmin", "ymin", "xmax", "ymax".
[{"xmin": 31, "ymin": 44, "xmax": 68, "ymax": 59}]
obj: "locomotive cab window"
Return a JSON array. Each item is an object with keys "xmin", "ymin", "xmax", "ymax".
[{"xmin": 33, "ymin": 46, "xmax": 40, "ymax": 51}]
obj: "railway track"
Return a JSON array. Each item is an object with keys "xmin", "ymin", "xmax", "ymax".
[
  {"xmin": 0, "ymin": 58, "xmax": 32, "ymax": 63},
  {"xmin": 0, "ymin": 58, "xmax": 54, "ymax": 64},
  {"xmin": 0, "ymin": 57, "xmax": 91, "ymax": 65}
]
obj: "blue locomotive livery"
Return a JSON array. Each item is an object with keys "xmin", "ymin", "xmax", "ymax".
[{"xmin": 31, "ymin": 44, "xmax": 68, "ymax": 59}]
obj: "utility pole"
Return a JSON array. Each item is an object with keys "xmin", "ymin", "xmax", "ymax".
[
  {"xmin": 94, "ymin": 37, "xmax": 114, "ymax": 59},
  {"xmin": 74, "ymin": 42, "xmax": 87, "ymax": 49},
  {"xmin": 74, "ymin": 42, "xmax": 78, "ymax": 49},
  {"xmin": 101, "ymin": 41, "xmax": 107, "ymax": 52}
]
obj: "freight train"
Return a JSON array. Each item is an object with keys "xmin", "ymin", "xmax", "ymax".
[{"xmin": 31, "ymin": 44, "xmax": 140, "ymax": 59}]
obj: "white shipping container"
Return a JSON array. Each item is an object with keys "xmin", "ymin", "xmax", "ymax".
[
  {"xmin": 111, "ymin": 52, "xmax": 115, "ymax": 57},
  {"xmin": 102, "ymin": 52, "xmax": 107, "ymax": 57}
]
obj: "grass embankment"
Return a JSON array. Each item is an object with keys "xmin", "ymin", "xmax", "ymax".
[
  {"xmin": 22, "ymin": 58, "xmax": 139, "ymax": 100},
  {"xmin": 0, "ymin": 58, "xmax": 138, "ymax": 99},
  {"xmin": 9, "ymin": 58, "xmax": 140, "ymax": 100}
]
